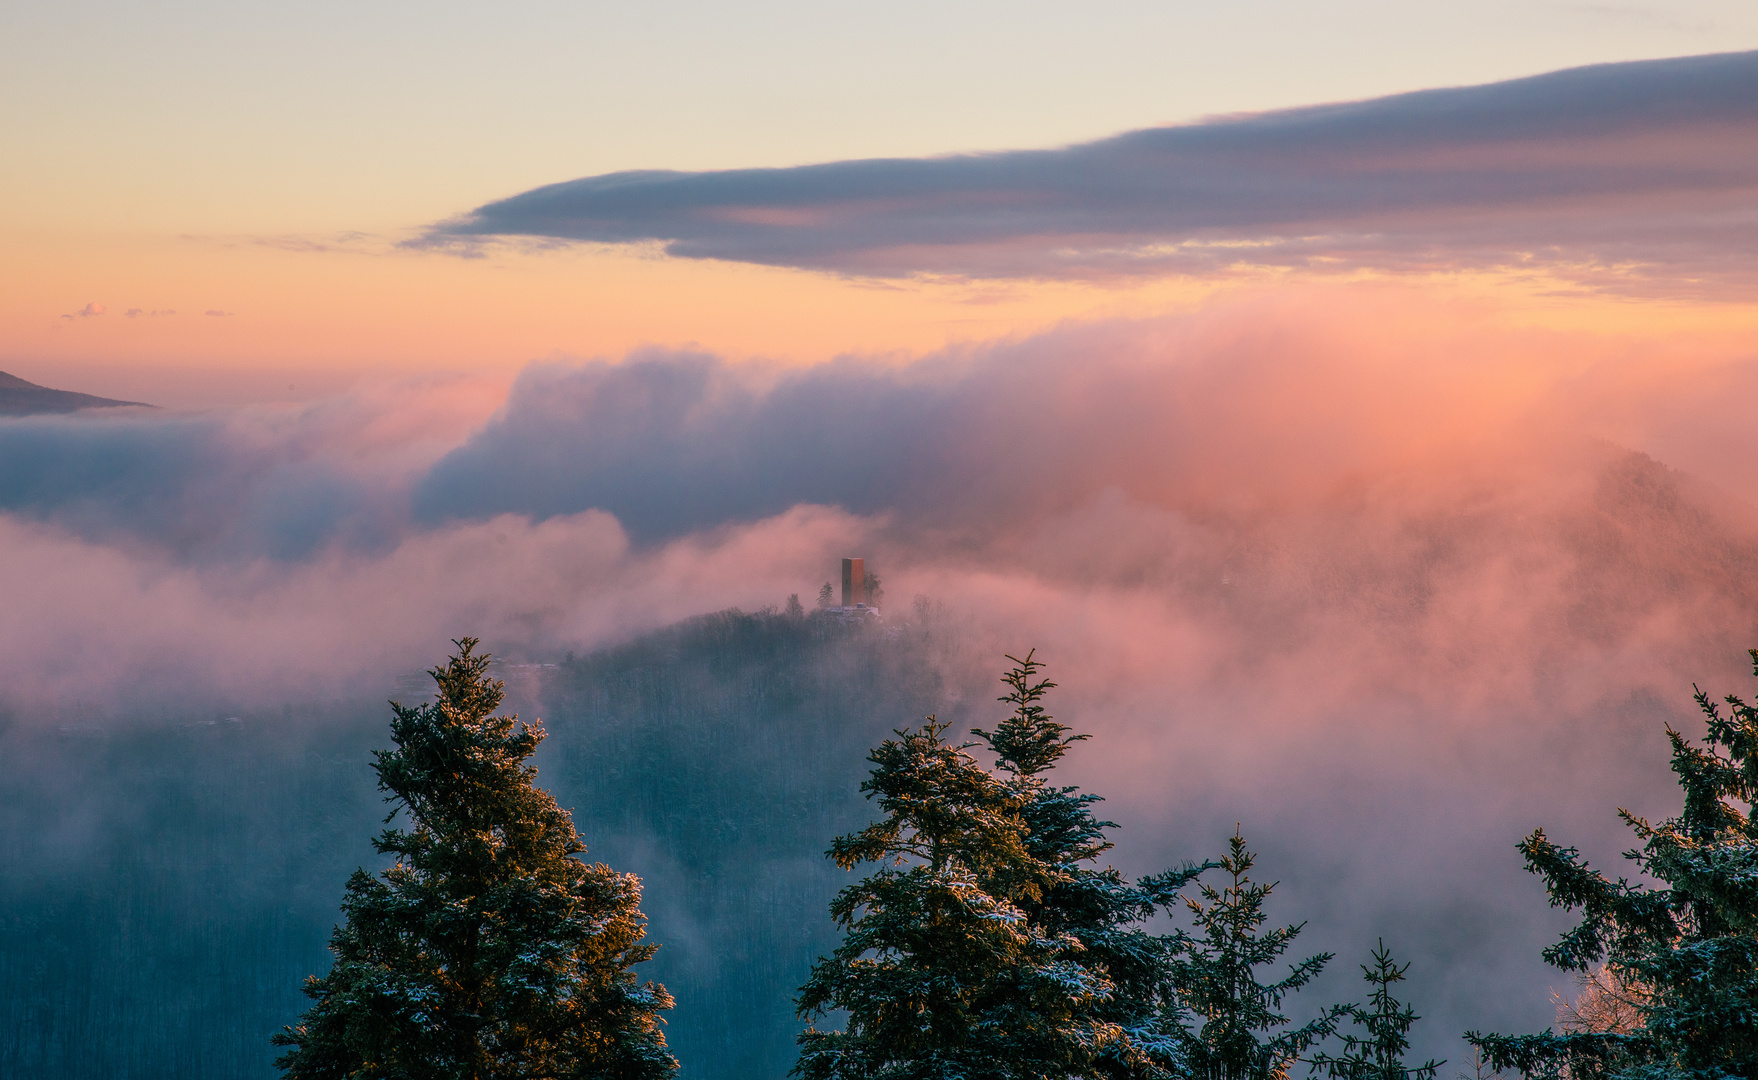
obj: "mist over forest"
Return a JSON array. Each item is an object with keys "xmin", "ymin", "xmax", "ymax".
[
  {"xmin": 4, "ymin": 295, "xmax": 1758, "ymax": 1076},
  {"xmin": 1, "ymin": 610, "xmax": 974, "ymax": 1077}
]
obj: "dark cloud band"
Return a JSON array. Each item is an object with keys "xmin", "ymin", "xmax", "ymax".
[{"xmin": 424, "ymin": 51, "xmax": 1758, "ymax": 289}]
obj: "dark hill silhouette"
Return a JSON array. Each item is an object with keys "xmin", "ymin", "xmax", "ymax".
[{"xmin": 0, "ymin": 371, "xmax": 150, "ymax": 415}]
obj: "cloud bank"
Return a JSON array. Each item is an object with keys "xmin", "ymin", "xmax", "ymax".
[
  {"xmin": 7, "ymin": 293, "xmax": 1758, "ymax": 1059},
  {"xmin": 4, "ymin": 289, "xmax": 1756, "ymax": 721},
  {"xmin": 428, "ymin": 51, "xmax": 1758, "ymax": 291}
]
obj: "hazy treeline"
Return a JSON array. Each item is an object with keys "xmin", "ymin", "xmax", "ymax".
[
  {"xmin": 542, "ymin": 607, "xmax": 974, "ymax": 1077},
  {"xmin": 0, "ymin": 607, "xmax": 978, "ymax": 1079},
  {"xmin": 4, "ymin": 589, "xmax": 1748, "ymax": 1076},
  {"xmin": 0, "ymin": 708, "xmax": 384, "ymax": 1078}
]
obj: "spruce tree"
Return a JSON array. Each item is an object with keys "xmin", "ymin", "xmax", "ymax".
[
  {"xmin": 275, "ymin": 639, "xmax": 677, "ymax": 1080},
  {"xmin": 1309, "ymin": 942, "xmax": 1441, "ymax": 1080},
  {"xmin": 793, "ymin": 715, "xmax": 1061, "ymax": 1079},
  {"xmin": 1159, "ymin": 831, "xmax": 1343, "ymax": 1080},
  {"xmin": 795, "ymin": 653, "xmax": 1186, "ymax": 1079},
  {"xmin": 973, "ymin": 652, "xmax": 1201, "ymax": 1078},
  {"xmin": 1469, "ymin": 649, "xmax": 1758, "ymax": 1080}
]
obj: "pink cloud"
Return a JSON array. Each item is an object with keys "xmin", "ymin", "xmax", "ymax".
[{"xmin": 5, "ymin": 287, "xmax": 1756, "ymax": 728}]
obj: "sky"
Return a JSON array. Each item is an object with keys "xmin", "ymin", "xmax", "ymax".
[
  {"xmin": 7, "ymin": 1, "xmax": 1758, "ymax": 1066},
  {"xmin": 6, "ymin": 0, "xmax": 1758, "ymax": 404}
]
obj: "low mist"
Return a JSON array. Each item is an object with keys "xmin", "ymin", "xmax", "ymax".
[{"xmin": 4, "ymin": 287, "xmax": 1758, "ymax": 1075}]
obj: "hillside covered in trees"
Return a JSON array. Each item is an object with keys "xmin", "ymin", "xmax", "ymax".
[
  {"xmin": 6, "ymin": 600, "xmax": 1753, "ymax": 1076},
  {"xmin": 0, "ymin": 606, "xmax": 975, "ymax": 1078}
]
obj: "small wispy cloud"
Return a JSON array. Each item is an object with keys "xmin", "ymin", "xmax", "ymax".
[
  {"xmin": 204, "ymin": 309, "xmax": 233, "ymax": 317},
  {"xmin": 181, "ymin": 231, "xmax": 388, "ymax": 256}
]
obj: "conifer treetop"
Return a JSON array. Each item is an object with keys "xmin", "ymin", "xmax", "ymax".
[
  {"xmin": 827, "ymin": 715, "xmax": 1039, "ymax": 888},
  {"xmin": 973, "ymin": 651, "xmax": 1090, "ymax": 778},
  {"xmin": 1161, "ymin": 829, "xmax": 1343, "ymax": 1080},
  {"xmin": 797, "ymin": 655, "xmax": 1192, "ymax": 1080},
  {"xmin": 376, "ymin": 639, "xmax": 550, "ymax": 833},
  {"xmin": 275, "ymin": 637, "xmax": 676, "ymax": 1080},
  {"xmin": 1309, "ymin": 941, "xmax": 1442, "ymax": 1080}
]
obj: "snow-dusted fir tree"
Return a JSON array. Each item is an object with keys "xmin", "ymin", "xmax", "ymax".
[
  {"xmin": 275, "ymin": 639, "xmax": 676, "ymax": 1080},
  {"xmin": 793, "ymin": 715, "xmax": 1065, "ymax": 1079},
  {"xmin": 1469, "ymin": 649, "xmax": 1758, "ymax": 1080},
  {"xmin": 1157, "ymin": 831, "xmax": 1343, "ymax": 1080},
  {"xmin": 1309, "ymin": 941, "xmax": 1442, "ymax": 1080},
  {"xmin": 795, "ymin": 653, "xmax": 1199, "ymax": 1080},
  {"xmin": 972, "ymin": 652, "xmax": 1202, "ymax": 1078}
]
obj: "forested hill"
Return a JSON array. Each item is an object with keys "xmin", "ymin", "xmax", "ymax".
[
  {"xmin": 0, "ymin": 606, "xmax": 976, "ymax": 1079},
  {"xmin": 542, "ymin": 607, "xmax": 975, "ymax": 1078},
  {"xmin": 0, "ymin": 370, "xmax": 150, "ymax": 415}
]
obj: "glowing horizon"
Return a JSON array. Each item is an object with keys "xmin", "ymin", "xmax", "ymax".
[{"xmin": 7, "ymin": 13, "xmax": 1758, "ymax": 405}]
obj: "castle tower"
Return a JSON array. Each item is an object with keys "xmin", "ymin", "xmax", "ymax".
[{"xmin": 841, "ymin": 557, "xmax": 865, "ymax": 607}]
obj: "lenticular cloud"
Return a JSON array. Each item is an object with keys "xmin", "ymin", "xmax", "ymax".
[{"xmin": 426, "ymin": 51, "xmax": 1758, "ymax": 291}]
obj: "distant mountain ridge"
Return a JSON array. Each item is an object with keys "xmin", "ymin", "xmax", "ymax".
[{"xmin": 0, "ymin": 370, "xmax": 150, "ymax": 415}]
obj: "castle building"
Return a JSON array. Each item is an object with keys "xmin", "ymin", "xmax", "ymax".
[
  {"xmin": 829, "ymin": 557, "xmax": 880, "ymax": 620},
  {"xmin": 841, "ymin": 557, "xmax": 864, "ymax": 607}
]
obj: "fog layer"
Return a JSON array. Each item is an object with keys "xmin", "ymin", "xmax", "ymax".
[
  {"xmin": 5, "ymin": 291, "xmax": 1758, "ymax": 1071},
  {"xmin": 4, "ymin": 289, "xmax": 1753, "ymax": 713}
]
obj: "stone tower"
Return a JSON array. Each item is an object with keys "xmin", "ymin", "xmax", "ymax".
[{"xmin": 841, "ymin": 557, "xmax": 865, "ymax": 607}]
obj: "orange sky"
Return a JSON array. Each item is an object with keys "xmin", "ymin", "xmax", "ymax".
[
  {"xmin": 0, "ymin": 227, "xmax": 1199, "ymax": 405},
  {"xmin": 6, "ymin": 2, "xmax": 1758, "ymax": 407},
  {"xmin": 8, "ymin": 222, "xmax": 1758, "ymax": 410}
]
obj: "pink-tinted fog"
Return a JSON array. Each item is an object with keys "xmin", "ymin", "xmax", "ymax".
[
  {"xmin": 2, "ymin": 289, "xmax": 1753, "ymax": 728},
  {"xmin": 7, "ymin": 288, "xmax": 1757, "ymax": 1051}
]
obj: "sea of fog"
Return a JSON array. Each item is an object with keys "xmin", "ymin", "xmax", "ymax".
[{"xmin": 4, "ymin": 291, "xmax": 1758, "ymax": 1076}]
